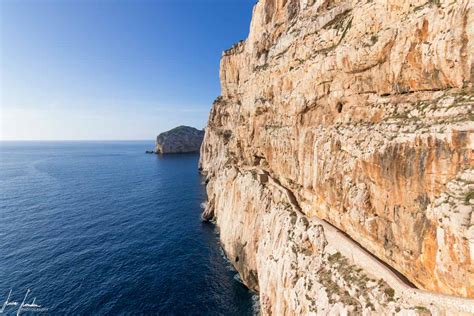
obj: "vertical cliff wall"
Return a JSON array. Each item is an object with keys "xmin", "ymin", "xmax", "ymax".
[{"xmin": 200, "ymin": 0, "xmax": 474, "ymax": 314}]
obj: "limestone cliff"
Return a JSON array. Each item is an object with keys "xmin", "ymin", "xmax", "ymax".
[
  {"xmin": 200, "ymin": 0, "xmax": 474, "ymax": 314},
  {"xmin": 155, "ymin": 126, "xmax": 204, "ymax": 154}
]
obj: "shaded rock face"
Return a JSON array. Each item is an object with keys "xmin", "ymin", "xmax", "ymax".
[
  {"xmin": 155, "ymin": 126, "xmax": 204, "ymax": 154},
  {"xmin": 200, "ymin": 0, "xmax": 474, "ymax": 313}
]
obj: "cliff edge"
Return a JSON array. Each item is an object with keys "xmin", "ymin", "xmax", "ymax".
[
  {"xmin": 155, "ymin": 126, "xmax": 204, "ymax": 154},
  {"xmin": 200, "ymin": 0, "xmax": 474, "ymax": 314}
]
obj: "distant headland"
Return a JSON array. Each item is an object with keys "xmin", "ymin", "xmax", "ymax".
[{"xmin": 146, "ymin": 126, "xmax": 204, "ymax": 154}]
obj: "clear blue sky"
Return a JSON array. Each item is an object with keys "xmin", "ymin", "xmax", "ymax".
[{"xmin": 0, "ymin": 0, "xmax": 254, "ymax": 140}]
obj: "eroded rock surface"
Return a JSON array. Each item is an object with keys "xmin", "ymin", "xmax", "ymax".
[
  {"xmin": 200, "ymin": 0, "xmax": 474, "ymax": 314},
  {"xmin": 155, "ymin": 126, "xmax": 204, "ymax": 154}
]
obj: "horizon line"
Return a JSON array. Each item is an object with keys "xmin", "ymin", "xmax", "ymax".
[{"xmin": 0, "ymin": 139, "xmax": 155, "ymax": 142}]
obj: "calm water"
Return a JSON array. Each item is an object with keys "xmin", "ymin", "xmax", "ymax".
[{"xmin": 0, "ymin": 141, "xmax": 255, "ymax": 315}]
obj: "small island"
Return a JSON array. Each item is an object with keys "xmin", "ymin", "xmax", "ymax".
[{"xmin": 149, "ymin": 126, "xmax": 204, "ymax": 154}]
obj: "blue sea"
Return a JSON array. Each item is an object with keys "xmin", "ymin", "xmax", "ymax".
[{"xmin": 0, "ymin": 141, "xmax": 256, "ymax": 315}]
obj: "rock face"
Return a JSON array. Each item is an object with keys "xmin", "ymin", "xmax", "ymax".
[
  {"xmin": 200, "ymin": 0, "xmax": 474, "ymax": 314},
  {"xmin": 155, "ymin": 126, "xmax": 204, "ymax": 154}
]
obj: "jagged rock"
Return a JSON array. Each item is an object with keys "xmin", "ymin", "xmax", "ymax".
[
  {"xmin": 199, "ymin": 0, "xmax": 474, "ymax": 314},
  {"xmin": 155, "ymin": 126, "xmax": 204, "ymax": 154}
]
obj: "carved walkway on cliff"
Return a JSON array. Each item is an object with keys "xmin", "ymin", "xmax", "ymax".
[{"xmin": 246, "ymin": 166, "xmax": 474, "ymax": 314}]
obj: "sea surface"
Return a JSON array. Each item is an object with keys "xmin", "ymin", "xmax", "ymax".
[{"xmin": 0, "ymin": 141, "xmax": 256, "ymax": 315}]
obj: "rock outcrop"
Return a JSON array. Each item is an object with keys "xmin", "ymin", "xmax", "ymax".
[
  {"xmin": 155, "ymin": 126, "xmax": 204, "ymax": 154},
  {"xmin": 200, "ymin": 0, "xmax": 474, "ymax": 314}
]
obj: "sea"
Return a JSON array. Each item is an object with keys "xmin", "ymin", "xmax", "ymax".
[{"xmin": 0, "ymin": 141, "xmax": 256, "ymax": 315}]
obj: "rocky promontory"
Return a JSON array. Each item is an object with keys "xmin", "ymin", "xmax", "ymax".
[
  {"xmin": 155, "ymin": 126, "xmax": 204, "ymax": 154},
  {"xmin": 199, "ymin": 0, "xmax": 474, "ymax": 314}
]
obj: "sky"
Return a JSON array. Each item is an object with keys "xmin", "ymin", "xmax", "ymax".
[{"xmin": 0, "ymin": 0, "xmax": 255, "ymax": 140}]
